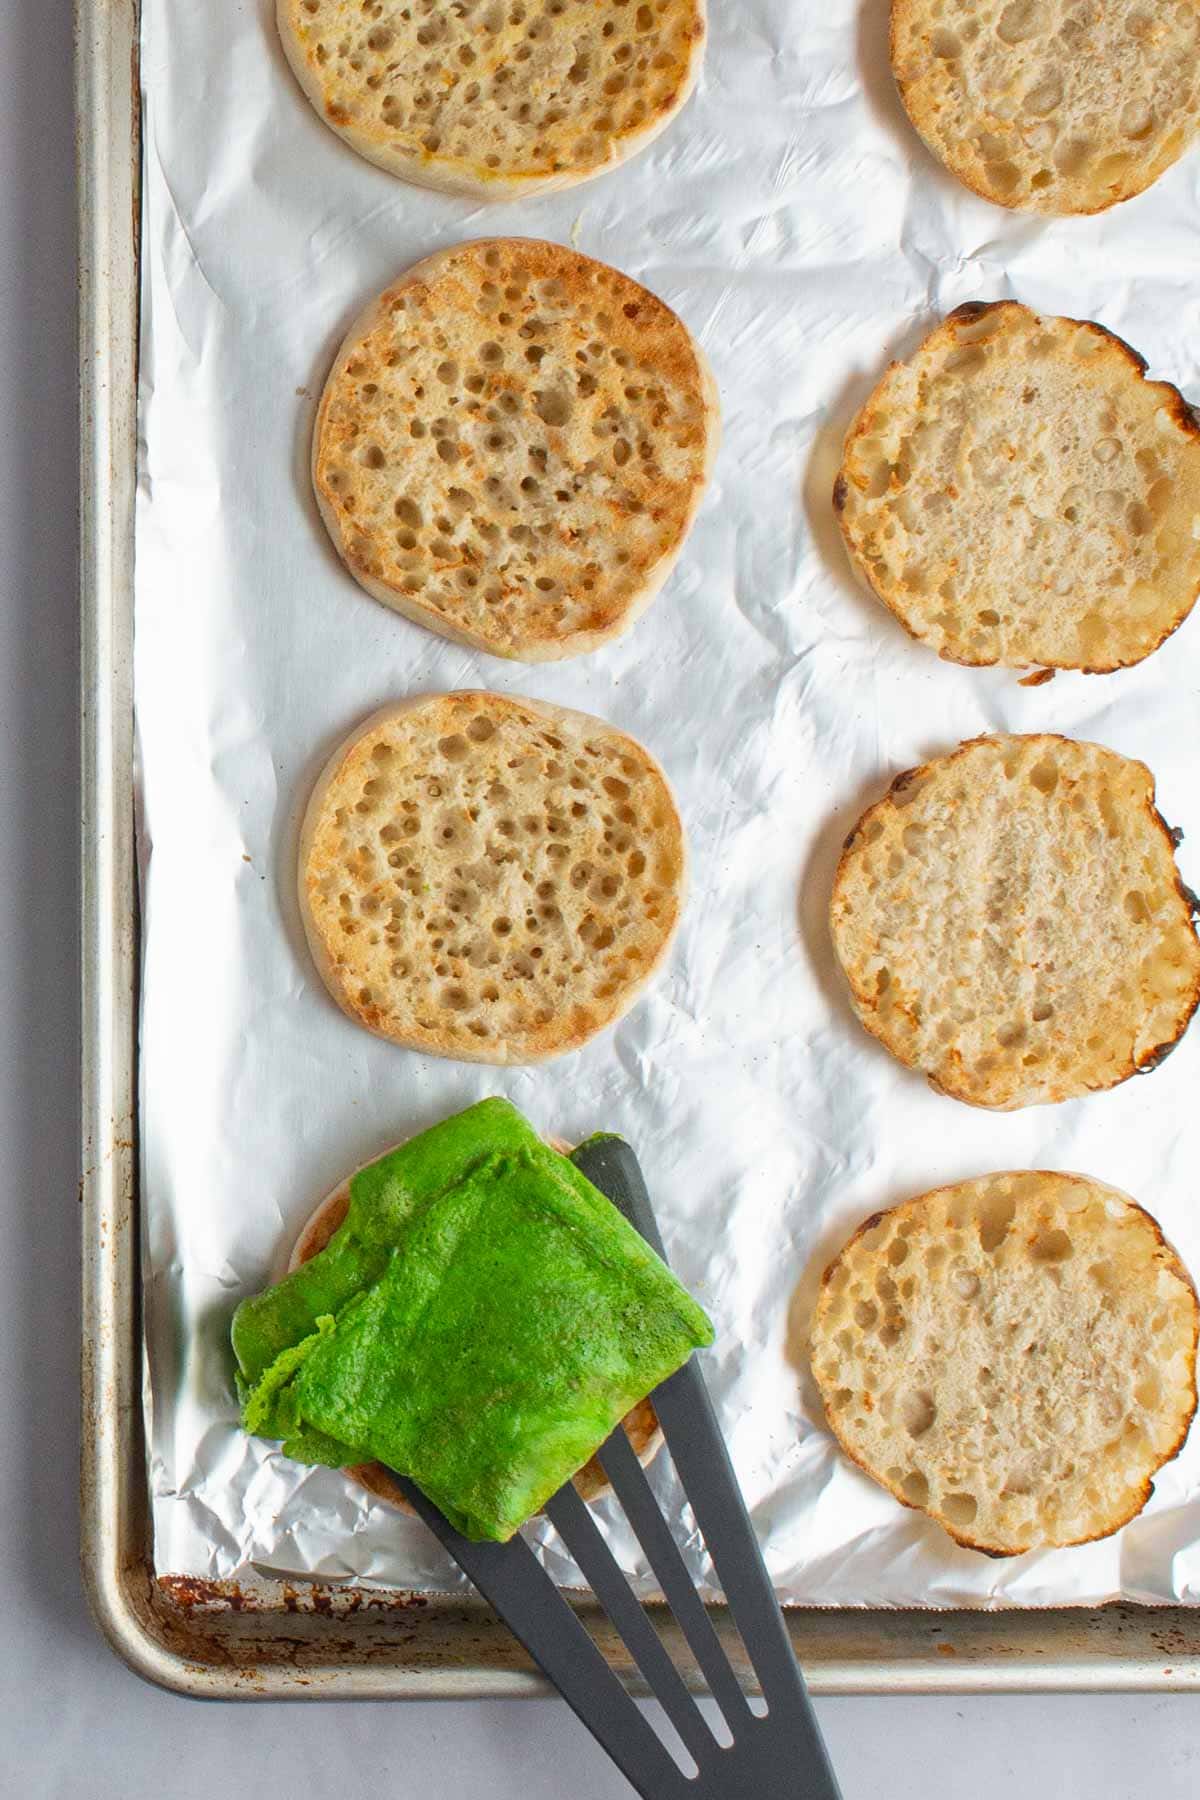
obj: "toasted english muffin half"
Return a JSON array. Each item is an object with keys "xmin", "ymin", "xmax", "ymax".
[
  {"xmin": 278, "ymin": 0, "xmax": 706, "ymax": 200},
  {"xmin": 288, "ymin": 1140, "xmax": 663, "ymax": 1512},
  {"xmin": 890, "ymin": 0, "xmax": 1200, "ymax": 214},
  {"xmin": 299, "ymin": 691, "xmax": 687, "ymax": 1064},
  {"xmin": 312, "ymin": 239, "xmax": 718, "ymax": 661},
  {"xmin": 834, "ymin": 302, "xmax": 1200, "ymax": 673},
  {"xmin": 810, "ymin": 1171, "xmax": 1199, "ymax": 1554},
  {"xmin": 830, "ymin": 734, "xmax": 1200, "ymax": 1108}
]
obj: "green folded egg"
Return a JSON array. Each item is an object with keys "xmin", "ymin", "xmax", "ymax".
[{"xmin": 231, "ymin": 1098, "xmax": 712, "ymax": 1540}]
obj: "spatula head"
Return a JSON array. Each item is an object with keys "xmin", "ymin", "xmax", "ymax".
[{"xmin": 384, "ymin": 1136, "xmax": 841, "ymax": 1800}]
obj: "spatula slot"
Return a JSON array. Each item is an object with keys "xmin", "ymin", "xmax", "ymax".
[
  {"xmin": 596, "ymin": 1425, "xmax": 752, "ymax": 1741},
  {"xmin": 546, "ymin": 1482, "xmax": 717, "ymax": 1774}
]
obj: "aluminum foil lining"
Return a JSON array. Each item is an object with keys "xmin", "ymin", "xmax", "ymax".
[{"xmin": 137, "ymin": 0, "xmax": 1200, "ymax": 1606}]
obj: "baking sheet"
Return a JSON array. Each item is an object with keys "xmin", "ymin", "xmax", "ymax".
[{"xmin": 136, "ymin": 0, "xmax": 1200, "ymax": 1608}]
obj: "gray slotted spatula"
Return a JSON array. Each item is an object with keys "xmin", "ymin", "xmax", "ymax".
[{"xmin": 386, "ymin": 1135, "xmax": 842, "ymax": 1800}]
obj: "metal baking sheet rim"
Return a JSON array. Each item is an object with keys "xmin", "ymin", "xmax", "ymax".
[{"xmin": 75, "ymin": 0, "xmax": 1200, "ymax": 1698}]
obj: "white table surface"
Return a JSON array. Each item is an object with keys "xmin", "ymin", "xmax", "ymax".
[{"xmin": 4, "ymin": 2, "xmax": 1199, "ymax": 1793}]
